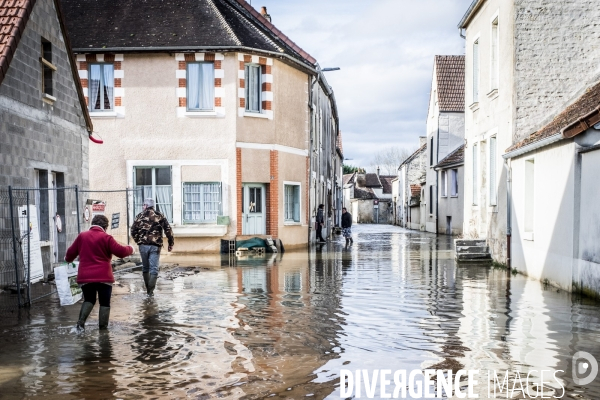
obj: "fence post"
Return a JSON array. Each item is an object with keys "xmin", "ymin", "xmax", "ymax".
[
  {"xmin": 26, "ymin": 190, "xmax": 31, "ymax": 307},
  {"xmin": 8, "ymin": 186, "xmax": 22, "ymax": 308},
  {"xmin": 75, "ymin": 185, "xmax": 81, "ymax": 234}
]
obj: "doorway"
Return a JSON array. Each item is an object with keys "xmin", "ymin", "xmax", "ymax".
[
  {"xmin": 242, "ymin": 184, "xmax": 266, "ymax": 235},
  {"xmin": 446, "ymin": 216, "xmax": 452, "ymax": 235}
]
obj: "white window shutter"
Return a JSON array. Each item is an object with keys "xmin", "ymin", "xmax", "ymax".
[{"xmin": 473, "ymin": 41, "xmax": 479, "ymax": 103}]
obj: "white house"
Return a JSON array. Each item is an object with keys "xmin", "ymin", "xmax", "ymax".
[{"xmin": 396, "ymin": 138, "xmax": 427, "ymax": 230}]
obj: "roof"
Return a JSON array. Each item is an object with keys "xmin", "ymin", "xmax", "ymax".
[
  {"xmin": 343, "ymin": 173, "xmax": 356, "ymax": 185},
  {"xmin": 60, "ymin": 0, "xmax": 315, "ymax": 68},
  {"xmin": 0, "ymin": 0, "xmax": 93, "ymax": 133},
  {"xmin": 458, "ymin": 0, "xmax": 486, "ymax": 29},
  {"xmin": 435, "ymin": 144, "xmax": 465, "ymax": 169},
  {"xmin": 399, "ymin": 142, "xmax": 427, "ymax": 168},
  {"xmin": 380, "ymin": 176, "xmax": 395, "ymax": 194},
  {"xmin": 353, "ymin": 186, "xmax": 376, "ymax": 200},
  {"xmin": 435, "ymin": 55, "xmax": 465, "ymax": 112},
  {"xmin": 0, "ymin": 0, "xmax": 35, "ymax": 85},
  {"xmin": 410, "ymin": 184, "xmax": 421, "ymax": 197},
  {"xmin": 364, "ymin": 173, "xmax": 382, "ymax": 188},
  {"xmin": 336, "ymin": 131, "xmax": 343, "ymax": 157},
  {"xmin": 506, "ymin": 79, "xmax": 600, "ymax": 153}
]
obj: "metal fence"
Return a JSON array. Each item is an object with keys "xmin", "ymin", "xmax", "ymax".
[{"xmin": 0, "ymin": 187, "xmax": 138, "ymax": 313}]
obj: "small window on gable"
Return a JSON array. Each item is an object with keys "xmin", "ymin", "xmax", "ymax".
[
  {"xmin": 187, "ymin": 62, "xmax": 215, "ymax": 111},
  {"xmin": 89, "ymin": 63, "xmax": 115, "ymax": 111},
  {"xmin": 245, "ymin": 64, "xmax": 262, "ymax": 113},
  {"xmin": 41, "ymin": 39, "xmax": 56, "ymax": 99},
  {"xmin": 450, "ymin": 169, "xmax": 459, "ymax": 197},
  {"xmin": 441, "ymin": 170, "xmax": 447, "ymax": 197}
]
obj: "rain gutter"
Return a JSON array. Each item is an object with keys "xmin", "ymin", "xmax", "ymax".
[{"xmin": 502, "ymin": 133, "xmax": 562, "ymax": 159}]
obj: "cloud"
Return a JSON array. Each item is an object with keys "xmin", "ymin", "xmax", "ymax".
[{"xmin": 254, "ymin": 0, "xmax": 471, "ymax": 168}]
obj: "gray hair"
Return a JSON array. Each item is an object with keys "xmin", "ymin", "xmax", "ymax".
[{"xmin": 143, "ymin": 198, "xmax": 155, "ymax": 208}]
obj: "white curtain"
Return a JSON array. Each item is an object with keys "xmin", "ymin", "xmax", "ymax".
[
  {"xmin": 89, "ymin": 64, "xmax": 101, "ymax": 110},
  {"xmin": 293, "ymin": 185, "xmax": 300, "ymax": 222},
  {"xmin": 103, "ymin": 64, "xmax": 114, "ymax": 110},
  {"xmin": 246, "ymin": 65, "xmax": 260, "ymax": 112},
  {"xmin": 155, "ymin": 186, "xmax": 173, "ymax": 222},
  {"xmin": 188, "ymin": 63, "xmax": 200, "ymax": 109},
  {"xmin": 201, "ymin": 63, "xmax": 214, "ymax": 110}
]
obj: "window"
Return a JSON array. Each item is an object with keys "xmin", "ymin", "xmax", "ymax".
[
  {"xmin": 183, "ymin": 183, "xmax": 221, "ymax": 223},
  {"xmin": 41, "ymin": 39, "xmax": 56, "ymax": 98},
  {"xmin": 187, "ymin": 62, "xmax": 214, "ymax": 111},
  {"xmin": 450, "ymin": 169, "xmax": 459, "ymax": 197},
  {"xmin": 473, "ymin": 39, "xmax": 480, "ymax": 103},
  {"xmin": 89, "ymin": 63, "xmax": 114, "ymax": 111},
  {"xmin": 429, "ymin": 185, "xmax": 434, "ymax": 214},
  {"xmin": 284, "ymin": 184, "xmax": 300, "ymax": 223},
  {"xmin": 525, "ymin": 159, "xmax": 534, "ymax": 233},
  {"xmin": 245, "ymin": 64, "xmax": 262, "ymax": 113},
  {"xmin": 473, "ymin": 143, "xmax": 478, "ymax": 205},
  {"xmin": 489, "ymin": 136, "xmax": 497, "ymax": 205},
  {"xmin": 134, "ymin": 167, "xmax": 173, "ymax": 222},
  {"xmin": 491, "ymin": 18, "xmax": 499, "ymax": 90},
  {"xmin": 430, "ymin": 137, "xmax": 434, "ymax": 166},
  {"xmin": 441, "ymin": 170, "xmax": 447, "ymax": 197}
]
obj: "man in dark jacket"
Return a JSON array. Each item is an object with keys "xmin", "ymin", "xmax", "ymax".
[
  {"xmin": 341, "ymin": 207, "xmax": 353, "ymax": 246},
  {"xmin": 316, "ymin": 204, "xmax": 326, "ymax": 243},
  {"xmin": 131, "ymin": 198, "xmax": 174, "ymax": 295}
]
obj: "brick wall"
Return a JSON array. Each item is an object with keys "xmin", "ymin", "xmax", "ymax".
[
  {"xmin": 514, "ymin": 0, "xmax": 600, "ymax": 142},
  {"xmin": 268, "ymin": 150, "xmax": 278, "ymax": 237},
  {"xmin": 0, "ymin": 0, "xmax": 88, "ymax": 188}
]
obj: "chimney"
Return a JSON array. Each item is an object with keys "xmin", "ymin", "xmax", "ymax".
[
  {"xmin": 419, "ymin": 136, "xmax": 427, "ymax": 147},
  {"xmin": 377, "ymin": 166, "xmax": 380, "ymax": 177},
  {"xmin": 260, "ymin": 6, "xmax": 271, "ymax": 22}
]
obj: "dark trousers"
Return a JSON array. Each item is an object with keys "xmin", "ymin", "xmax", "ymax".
[
  {"xmin": 82, "ymin": 283, "xmax": 113, "ymax": 307},
  {"xmin": 316, "ymin": 223, "xmax": 324, "ymax": 241}
]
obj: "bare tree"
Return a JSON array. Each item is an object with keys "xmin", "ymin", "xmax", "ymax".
[{"xmin": 369, "ymin": 146, "xmax": 415, "ymax": 175}]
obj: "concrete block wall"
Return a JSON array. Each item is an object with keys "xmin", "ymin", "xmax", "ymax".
[
  {"xmin": 514, "ymin": 0, "xmax": 600, "ymax": 142},
  {"xmin": 0, "ymin": 0, "xmax": 89, "ymax": 188}
]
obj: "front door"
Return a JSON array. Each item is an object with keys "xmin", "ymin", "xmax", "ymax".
[{"xmin": 242, "ymin": 184, "xmax": 266, "ymax": 235}]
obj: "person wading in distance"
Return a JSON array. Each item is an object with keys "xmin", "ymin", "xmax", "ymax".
[
  {"xmin": 66, "ymin": 214, "xmax": 135, "ymax": 331},
  {"xmin": 130, "ymin": 198, "xmax": 174, "ymax": 296},
  {"xmin": 341, "ymin": 207, "xmax": 353, "ymax": 247},
  {"xmin": 316, "ymin": 204, "xmax": 326, "ymax": 243}
]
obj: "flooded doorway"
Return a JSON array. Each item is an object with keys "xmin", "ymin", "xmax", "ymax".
[{"xmin": 242, "ymin": 183, "xmax": 266, "ymax": 235}]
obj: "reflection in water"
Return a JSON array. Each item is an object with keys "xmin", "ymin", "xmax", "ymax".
[{"xmin": 0, "ymin": 225, "xmax": 599, "ymax": 399}]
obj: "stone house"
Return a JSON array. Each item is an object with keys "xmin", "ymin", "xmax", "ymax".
[
  {"xmin": 395, "ymin": 138, "xmax": 427, "ymax": 230},
  {"xmin": 61, "ymin": 0, "xmax": 341, "ymax": 252},
  {"xmin": 343, "ymin": 171, "xmax": 393, "ymax": 224},
  {"xmin": 0, "ymin": 0, "xmax": 93, "ymax": 272},
  {"xmin": 460, "ymin": 0, "xmax": 600, "ymax": 294},
  {"xmin": 423, "ymin": 55, "xmax": 465, "ymax": 235}
]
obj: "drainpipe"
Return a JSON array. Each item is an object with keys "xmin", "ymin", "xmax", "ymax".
[
  {"xmin": 505, "ymin": 158, "xmax": 512, "ymax": 270},
  {"xmin": 308, "ymin": 75, "xmax": 315, "ymax": 246}
]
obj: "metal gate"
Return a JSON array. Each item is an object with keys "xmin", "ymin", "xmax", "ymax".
[{"xmin": 0, "ymin": 186, "xmax": 139, "ymax": 313}]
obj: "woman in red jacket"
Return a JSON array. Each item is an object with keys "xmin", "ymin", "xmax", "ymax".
[{"xmin": 66, "ymin": 214, "xmax": 134, "ymax": 330}]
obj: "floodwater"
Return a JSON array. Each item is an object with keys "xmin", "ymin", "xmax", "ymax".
[{"xmin": 1, "ymin": 224, "xmax": 600, "ymax": 399}]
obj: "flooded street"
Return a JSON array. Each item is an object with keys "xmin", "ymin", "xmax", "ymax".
[{"xmin": 1, "ymin": 224, "xmax": 600, "ymax": 399}]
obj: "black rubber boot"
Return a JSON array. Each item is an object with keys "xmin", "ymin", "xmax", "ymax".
[
  {"xmin": 99, "ymin": 306, "xmax": 111, "ymax": 330},
  {"xmin": 147, "ymin": 274, "xmax": 158, "ymax": 296},
  {"xmin": 142, "ymin": 272, "xmax": 150, "ymax": 292},
  {"xmin": 76, "ymin": 302, "xmax": 94, "ymax": 331},
  {"xmin": 345, "ymin": 238, "xmax": 349, "ymax": 246},
  {"xmin": 350, "ymin": 237, "xmax": 354, "ymax": 245}
]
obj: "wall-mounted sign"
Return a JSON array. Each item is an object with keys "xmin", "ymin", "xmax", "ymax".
[
  {"xmin": 55, "ymin": 213, "xmax": 62, "ymax": 233},
  {"xmin": 18, "ymin": 205, "xmax": 44, "ymax": 283},
  {"xmin": 83, "ymin": 206, "xmax": 90, "ymax": 222},
  {"xmin": 91, "ymin": 201, "xmax": 106, "ymax": 217},
  {"xmin": 111, "ymin": 213, "xmax": 120, "ymax": 229}
]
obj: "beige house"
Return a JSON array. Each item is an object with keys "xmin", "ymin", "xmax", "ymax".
[{"xmin": 62, "ymin": 0, "xmax": 340, "ymax": 252}]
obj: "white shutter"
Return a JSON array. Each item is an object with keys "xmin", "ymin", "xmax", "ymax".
[
  {"xmin": 490, "ymin": 137, "xmax": 497, "ymax": 205},
  {"xmin": 473, "ymin": 41, "xmax": 479, "ymax": 103}
]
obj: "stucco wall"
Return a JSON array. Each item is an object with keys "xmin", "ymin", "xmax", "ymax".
[
  {"xmin": 437, "ymin": 165, "xmax": 464, "ymax": 235},
  {"xmin": 278, "ymin": 152, "xmax": 309, "ymax": 249},
  {"xmin": 510, "ymin": 140, "xmax": 575, "ymax": 290},
  {"xmin": 513, "ymin": 0, "xmax": 600, "ymax": 142}
]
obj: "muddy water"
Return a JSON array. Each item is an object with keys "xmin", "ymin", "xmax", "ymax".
[{"xmin": 1, "ymin": 224, "xmax": 600, "ymax": 399}]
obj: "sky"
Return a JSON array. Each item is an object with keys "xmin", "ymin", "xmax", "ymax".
[{"xmin": 247, "ymin": 0, "xmax": 472, "ymax": 170}]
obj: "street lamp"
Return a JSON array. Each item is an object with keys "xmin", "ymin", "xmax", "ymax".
[{"xmin": 321, "ymin": 67, "xmax": 340, "ymax": 72}]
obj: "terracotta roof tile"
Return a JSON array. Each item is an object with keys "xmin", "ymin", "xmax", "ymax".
[
  {"xmin": 435, "ymin": 144, "xmax": 464, "ymax": 168},
  {"xmin": 506, "ymin": 80, "xmax": 600, "ymax": 153},
  {"xmin": 410, "ymin": 184, "xmax": 421, "ymax": 197},
  {"xmin": 435, "ymin": 55, "xmax": 465, "ymax": 112},
  {"xmin": 0, "ymin": 0, "xmax": 35, "ymax": 86}
]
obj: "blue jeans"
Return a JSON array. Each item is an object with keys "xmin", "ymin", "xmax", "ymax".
[{"xmin": 139, "ymin": 245, "xmax": 160, "ymax": 276}]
